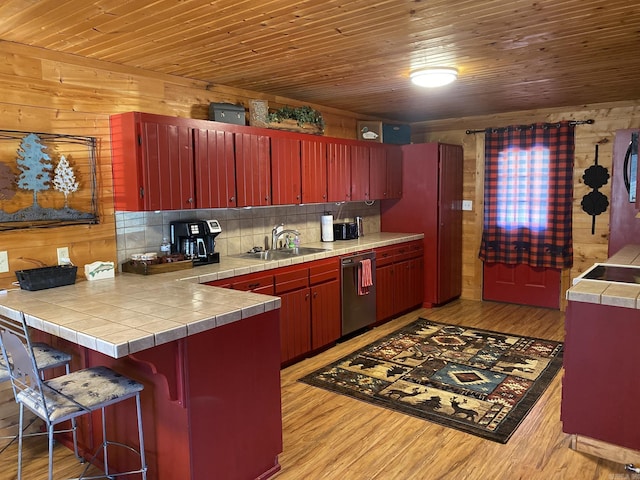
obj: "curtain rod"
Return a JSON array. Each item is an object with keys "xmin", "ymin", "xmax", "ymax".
[{"xmin": 465, "ymin": 119, "xmax": 594, "ymax": 135}]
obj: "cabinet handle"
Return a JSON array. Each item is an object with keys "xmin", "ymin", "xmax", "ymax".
[
  {"xmin": 313, "ymin": 292, "xmax": 317, "ymax": 298},
  {"xmin": 306, "ymin": 293, "xmax": 310, "ymax": 300},
  {"xmin": 247, "ymin": 282, "xmax": 261, "ymax": 289},
  {"xmin": 187, "ymin": 197, "xmax": 193, "ymax": 204}
]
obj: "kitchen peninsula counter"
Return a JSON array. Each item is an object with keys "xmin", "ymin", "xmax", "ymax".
[
  {"xmin": 0, "ymin": 232, "xmax": 421, "ymax": 480},
  {"xmin": 563, "ymin": 243, "xmax": 640, "ymax": 466}
]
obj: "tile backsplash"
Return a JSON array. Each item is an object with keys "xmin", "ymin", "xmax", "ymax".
[{"xmin": 115, "ymin": 202, "xmax": 381, "ymax": 265}]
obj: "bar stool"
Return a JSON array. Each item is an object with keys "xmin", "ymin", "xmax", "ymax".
[
  {"xmin": 0, "ymin": 315, "xmax": 75, "ymax": 456},
  {"xmin": 0, "ymin": 312, "xmax": 148, "ymax": 480}
]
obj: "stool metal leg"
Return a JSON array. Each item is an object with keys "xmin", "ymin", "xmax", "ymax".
[{"xmin": 135, "ymin": 393, "xmax": 147, "ymax": 480}]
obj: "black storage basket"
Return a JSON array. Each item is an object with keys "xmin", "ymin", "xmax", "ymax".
[{"xmin": 15, "ymin": 265, "xmax": 78, "ymax": 291}]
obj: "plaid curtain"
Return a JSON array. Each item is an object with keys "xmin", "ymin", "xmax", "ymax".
[{"xmin": 479, "ymin": 121, "xmax": 575, "ymax": 269}]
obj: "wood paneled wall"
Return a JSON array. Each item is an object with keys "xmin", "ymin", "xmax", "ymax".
[
  {"xmin": 411, "ymin": 101, "xmax": 640, "ymax": 306},
  {"xmin": 0, "ymin": 42, "xmax": 367, "ymax": 289},
  {"xmin": 1, "ymin": 41, "xmax": 639, "ymax": 304}
]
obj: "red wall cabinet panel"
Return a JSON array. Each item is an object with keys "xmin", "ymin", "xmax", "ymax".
[
  {"xmin": 301, "ymin": 138, "xmax": 328, "ymax": 203},
  {"xmin": 350, "ymin": 144, "xmax": 370, "ymax": 201},
  {"xmin": 111, "ymin": 112, "xmax": 195, "ymax": 211},
  {"xmin": 271, "ymin": 136, "xmax": 302, "ymax": 205},
  {"xmin": 193, "ymin": 128, "xmax": 237, "ymax": 208},
  {"xmin": 235, "ymin": 132, "xmax": 272, "ymax": 207},
  {"xmin": 369, "ymin": 146, "xmax": 387, "ymax": 200},
  {"xmin": 327, "ymin": 142, "xmax": 351, "ymax": 202},
  {"xmin": 385, "ymin": 145, "xmax": 403, "ymax": 199}
]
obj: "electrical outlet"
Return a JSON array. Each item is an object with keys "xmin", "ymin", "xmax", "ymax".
[
  {"xmin": 0, "ymin": 251, "xmax": 8, "ymax": 273},
  {"xmin": 462, "ymin": 200, "xmax": 473, "ymax": 211},
  {"xmin": 57, "ymin": 247, "xmax": 70, "ymax": 265}
]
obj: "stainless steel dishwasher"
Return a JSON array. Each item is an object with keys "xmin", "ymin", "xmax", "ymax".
[{"xmin": 341, "ymin": 251, "xmax": 377, "ymax": 335}]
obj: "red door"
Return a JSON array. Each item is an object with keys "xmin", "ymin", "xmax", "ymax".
[
  {"xmin": 193, "ymin": 128, "xmax": 237, "ymax": 208},
  {"xmin": 369, "ymin": 146, "xmax": 387, "ymax": 200},
  {"xmin": 301, "ymin": 138, "xmax": 328, "ymax": 203},
  {"xmin": 327, "ymin": 142, "xmax": 351, "ymax": 202},
  {"xmin": 279, "ymin": 288, "xmax": 311, "ymax": 363},
  {"xmin": 350, "ymin": 144, "xmax": 370, "ymax": 201},
  {"xmin": 271, "ymin": 136, "xmax": 301, "ymax": 205},
  {"xmin": 310, "ymin": 280, "xmax": 341, "ymax": 350},
  {"xmin": 483, "ymin": 263, "xmax": 560, "ymax": 309},
  {"xmin": 140, "ymin": 120, "xmax": 195, "ymax": 211},
  {"xmin": 235, "ymin": 132, "xmax": 271, "ymax": 207}
]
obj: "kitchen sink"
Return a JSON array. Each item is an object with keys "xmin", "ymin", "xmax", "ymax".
[{"xmin": 234, "ymin": 247, "xmax": 329, "ymax": 261}]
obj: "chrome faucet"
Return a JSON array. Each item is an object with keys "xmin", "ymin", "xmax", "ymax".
[{"xmin": 271, "ymin": 223, "xmax": 300, "ymax": 250}]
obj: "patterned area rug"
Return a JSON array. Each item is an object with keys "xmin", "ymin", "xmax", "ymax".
[{"xmin": 299, "ymin": 317, "xmax": 563, "ymax": 443}]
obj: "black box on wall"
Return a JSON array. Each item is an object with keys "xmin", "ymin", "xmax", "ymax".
[
  {"xmin": 208, "ymin": 103, "xmax": 246, "ymax": 125},
  {"xmin": 382, "ymin": 124, "xmax": 411, "ymax": 144}
]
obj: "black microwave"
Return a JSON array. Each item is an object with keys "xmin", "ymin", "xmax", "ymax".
[{"xmin": 333, "ymin": 222, "xmax": 358, "ymax": 240}]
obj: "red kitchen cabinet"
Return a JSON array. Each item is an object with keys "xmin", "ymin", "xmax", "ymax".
[
  {"xmin": 327, "ymin": 141, "xmax": 351, "ymax": 202},
  {"xmin": 350, "ymin": 144, "xmax": 370, "ymax": 201},
  {"xmin": 385, "ymin": 145, "xmax": 403, "ymax": 199},
  {"xmin": 235, "ymin": 132, "xmax": 272, "ymax": 207},
  {"xmin": 381, "ymin": 143, "xmax": 463, "ymax": 307},
  {"xmin": 369, "ymin": 145, "xmax": 387, "ymax": 200},
  {"xmin": 193, "ymin": 127, "xmax": 237, "ymax": 208},
  {"xmin": 375, "ymin": 241, "xmax": 424, "ymax": 323},
  {"xmin": 275, "ymin": 268, "xmax": 311, "ymax": 364},
  {"xmin": 301, "ymin": 138, "xmax": 328, "ymax": 203},
  {"xmin": 271, "ymin": 136, "xmax": 302, "ymax": 205},
  {"xmin": 309, "ymin": 258, "xmax": 341, "ymax": 349},
  {"xmin": 110, "ymin": 111, "xmax": 195, "ymax": 211},
  {"xmin": 563, "ymin": 301, "xmax": 640, "ymax": 452}
]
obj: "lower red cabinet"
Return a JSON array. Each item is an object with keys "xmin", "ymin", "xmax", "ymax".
[
  {"xmin": 311, "ymin": 279, "xmax": 341, "ymax": 350},
  {"xmin": 279, "ymin": 288, "xmax": 311, "ymax": 363}
]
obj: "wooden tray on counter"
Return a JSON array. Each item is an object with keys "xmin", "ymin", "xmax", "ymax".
[{"xmin": 121, "ymin": 259, "xmax": 193, "ymax": 275}]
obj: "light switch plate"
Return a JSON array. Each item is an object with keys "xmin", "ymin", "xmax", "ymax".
[
  {"xmin": 462, "ymin": 200, "xmax": 473, "ymax": 211},
  {"xmin": 0, "ymin": 251, "xmax": 8, "ymax": 273}
]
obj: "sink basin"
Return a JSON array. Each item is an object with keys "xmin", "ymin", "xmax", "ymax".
[{"xmin": 234, "ymin": 247, "xmax": 329, "ymax": 261}]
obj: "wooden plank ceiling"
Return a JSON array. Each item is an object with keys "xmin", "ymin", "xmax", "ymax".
[{"xmin": 0, "ymin": 0, "xmax": 639, "ymax": 123}]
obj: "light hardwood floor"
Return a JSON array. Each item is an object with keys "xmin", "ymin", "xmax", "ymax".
[{"xmin": 0, "ymin": 299, "xmax": 632, "ymax": 479}]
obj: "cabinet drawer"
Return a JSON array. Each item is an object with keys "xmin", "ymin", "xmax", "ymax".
[
  {"xmin": 275, "ymin": 268, "xmax": 309, "ymax": 294},
  {"xmin": 396, "ymin": 240, "xmax": 424, "ymax": 261},
  {"xmin": 232, "ymin": 273, "xmax": 274, "ymax": 294},
  {"xmin": 309, "ymin": 258, "xmax": 339, "ymax": 285},
  {"xmin": 375, "ymin": 245, "xmax": 400, "ymax": 267}
]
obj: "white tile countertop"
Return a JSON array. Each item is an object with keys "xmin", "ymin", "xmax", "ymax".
[
  {"xmin": 566, "ymin": 244, "xmax": 640, "ymax": 308},
  {"xmin": 0, "ymin": 232, "xmax": 423, "ymax": 359}
]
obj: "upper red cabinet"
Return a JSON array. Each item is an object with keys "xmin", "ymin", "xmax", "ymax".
[
  {"xmin": 110, "ymin": 112, "xmax": 195, "ymax": 211},
  {"xmin": 301, "ymin": 138, "xmax": 328, "ymax": 204},
  {"xmin": 193, "ymin": 128, "xmax": 237, "ymax": 208},
  {"xmin": 272, "ymin": 136, "xmax": 302, "ymax": 205},
  {"xmin": 110, "ymin": 112, "xmax": 403, "ymax": 212}
]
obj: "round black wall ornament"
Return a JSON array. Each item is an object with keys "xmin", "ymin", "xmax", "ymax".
[{"xmin": 581, "ymin": 144, "xmax": 609, "ymax": 234}]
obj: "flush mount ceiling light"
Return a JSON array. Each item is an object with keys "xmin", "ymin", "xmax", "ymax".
[{"xmin": 410, "ymin": 67, "xmax": 458, "ymax": 88}]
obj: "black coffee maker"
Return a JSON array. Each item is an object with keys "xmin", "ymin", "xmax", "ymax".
[{"xmin": 170, "ymin": 219, "xmax": 222, "ymax": 265}]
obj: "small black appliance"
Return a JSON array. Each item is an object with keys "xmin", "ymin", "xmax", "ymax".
[
  {"xmin": 333, "ymin": 222, "xmax": 359, "ymax": 240},
  {"xmin": 170, "ymin": 219, "xmax": 222, "ymax": 265}
]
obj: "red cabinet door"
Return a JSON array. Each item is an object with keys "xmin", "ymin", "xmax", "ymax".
[
  {"xmin": 327, "ymin": 142, "xmax": 351, "ymax": 202},
  {"xmin": 271, "ymin": 136, "xmax": 302, "ymax": 205},
  {"xmin": 193, "ymin": 128, "xmax": 237, "ymax": 208},
  {"xmin": 139, "ymin": 119, "xmax": 195, "ymax": 211},
  {"xmin": 375, "ymin": 263, "xmax": 396, "ymax": 322},
  {"xmin": 310, "ymin": 279, "xmax": 341, "ymax": 350},
  {"xmin": 385, "ymin": 145, "xmax": 403, "ymax": 199},
  {"xmin": 301, "ymin": 138, "xmax": 328, "ymax": 203},
  {"xmin": 235, "ymin": 132, "xmax": 272, "ymax": 207},
  {"xmin": 350, "ymin": 144, "xmax": 370, "ymax": 201},
  {"xmin": 369, "ymin": 145, "xmax": 387, "ymax": 200},
  {"xmin": 279, "ymin": 288, "xmax": 311, "ymax": 363}
]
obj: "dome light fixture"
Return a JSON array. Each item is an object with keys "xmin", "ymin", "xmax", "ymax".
[{"xmin": 410, "ymin": 67, "xmax": 458, "ymax": 88}]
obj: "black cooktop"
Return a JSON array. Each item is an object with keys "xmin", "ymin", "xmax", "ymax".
[{"xmin": 583, "ymin": 265, "xmax": 640, "ymax": 284}]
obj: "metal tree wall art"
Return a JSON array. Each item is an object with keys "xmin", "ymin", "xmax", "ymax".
[{"xmin": 0, "ymin": 130, "xmax": 98, "ymax": 230}]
